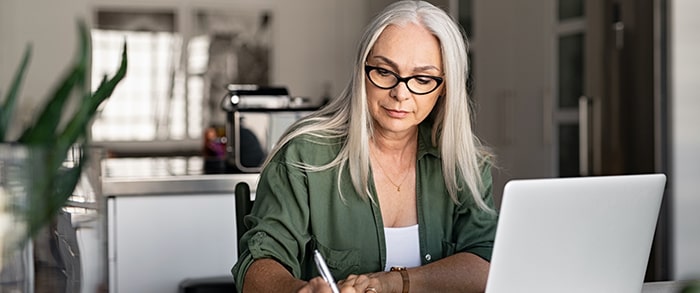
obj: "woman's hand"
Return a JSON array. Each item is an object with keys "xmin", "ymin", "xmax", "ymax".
[
  {"xmin": 335, "ymin": 272, "xmax": 400, "ymax": 293},
  {"xmin": 296, "ymin": 276, "xmax": 340, "ymax": 293}
]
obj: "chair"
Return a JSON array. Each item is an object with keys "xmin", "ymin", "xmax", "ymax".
[
  {"xmin": 235, "ymin": 181, "xmax": 254, "ymax": 248},
  {"xmin": 178, "ymin": 276, "xmax": 237, "ymax": 293},
  {"xmin": 178, "ymin": 181, "xmax": 253, "ymax": 293}
]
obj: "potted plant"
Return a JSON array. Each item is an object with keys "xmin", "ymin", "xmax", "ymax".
[{"xmin": 0, "ymin": 20, "xmax": 127, "ymax": 291}]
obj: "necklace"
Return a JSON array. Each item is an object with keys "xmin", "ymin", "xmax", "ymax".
[{"xmin": 370, "ymin": 150, "xmax": 411, "ymax": 192}]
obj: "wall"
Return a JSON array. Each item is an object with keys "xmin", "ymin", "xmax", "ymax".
[
  {"xmin": 472, "ymin": 0, "xmax": 551, "ymax": 204},
  {"xmin": 670, "ymin": 0, "xmax": 700, "ymax": 281},
  {"xmin": 0, "ymin": 0, "xmax": 89, "ymax": 139}
]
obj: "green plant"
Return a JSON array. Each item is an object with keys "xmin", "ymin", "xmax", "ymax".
[
  {"xmin": 0, "ymin": 20, "xmax": 127, "ymax": 240},
  {"xmin": 683, "ymin": 281, "xmax": 700, "ymax": 293}
]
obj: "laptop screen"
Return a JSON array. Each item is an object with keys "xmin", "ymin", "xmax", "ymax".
[{"xmin": 485, "ymin": 174, "xmax": 666, "ymax": 293}]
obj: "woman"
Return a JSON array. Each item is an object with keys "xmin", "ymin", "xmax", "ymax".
[{"xmin": 232, "ymin": 1, "xmax": 497, "ymax": 292}]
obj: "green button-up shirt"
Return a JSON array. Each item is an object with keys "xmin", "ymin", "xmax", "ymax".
[{"xmin": 232, "ymin": 122, "xmax": 498, "ymax": 290}]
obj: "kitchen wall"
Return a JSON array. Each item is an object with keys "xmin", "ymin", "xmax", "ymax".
[
  {"xmin": 0, "ymin": 0, "xmax": 90, "ymax": 139},
  {"xmin": 470, "ymin": 0, "xmax": 550, "ymax": 206},
  {"xmin": 670, "ymin": 0, "xmax": 700, "ymax": 281}
]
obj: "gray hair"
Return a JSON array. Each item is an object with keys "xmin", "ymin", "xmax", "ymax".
[{"xmin": 265, "ymin": 0, "xmax": 492, "ymax": 211}]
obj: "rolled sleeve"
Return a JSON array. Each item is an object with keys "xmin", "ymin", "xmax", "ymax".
[
  {"xmin": 231, "ymin": 157, "xmax": 312, "ymax": 290},
  {"xmin": 453, "ymin": 164, "xmax": 499, "ymax": 261}
]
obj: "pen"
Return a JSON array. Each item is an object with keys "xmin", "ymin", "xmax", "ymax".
[{"xmin": 313, "ymin": 249, "xmax": 340, "ymax": 293}]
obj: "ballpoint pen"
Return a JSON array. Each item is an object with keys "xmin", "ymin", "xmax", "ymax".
[{"xmin": 313, "ymin": 249, "xmax": 340, "ymax": 293}]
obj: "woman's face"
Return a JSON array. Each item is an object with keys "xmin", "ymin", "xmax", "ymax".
[{"xmin": 365, "ymin": 22, "xmax": 443, "ymax": 137}]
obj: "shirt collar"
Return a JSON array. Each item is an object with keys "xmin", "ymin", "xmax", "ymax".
[{"xmin": 417, "ymin": 120, "xmax": 440, "ymax": 159}]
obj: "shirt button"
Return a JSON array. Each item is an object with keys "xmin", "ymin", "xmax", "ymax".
[{"xmin": 425, "ymin": 254, "xmax": 432, "ymax": 261}]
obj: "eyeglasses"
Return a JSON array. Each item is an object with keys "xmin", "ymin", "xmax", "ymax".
[{"xmin": 364, "ymin": 65, "xmax": 443, "ymax": 95}]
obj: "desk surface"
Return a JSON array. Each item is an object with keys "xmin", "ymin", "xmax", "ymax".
[{"xmin": 643, "ymin": 280, "xmax": 699, "ymax": 293}]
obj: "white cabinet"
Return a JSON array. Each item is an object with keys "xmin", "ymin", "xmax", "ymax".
[
  {"xmin": 108, "ymin": 193, "xmax": 238, "ymax": 293},
  {"xmin": 103, "ymin": 171, "xmax": 258, "ymax": 293}
]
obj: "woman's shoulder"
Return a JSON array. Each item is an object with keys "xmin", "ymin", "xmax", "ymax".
[{"xmin": 271, "ymin": 130, "xmax": 345, "ymax": 165}]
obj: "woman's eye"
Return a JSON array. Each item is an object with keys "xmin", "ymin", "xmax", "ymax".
[
  {"xmin": 376, "ymin": 68, "xmax": 393, "ymax": 76},
  {"xmin": 414, "ymin": 77, "xmax": 433, "ymax": 85}
]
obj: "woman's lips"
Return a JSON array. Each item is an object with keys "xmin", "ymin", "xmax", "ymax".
[{"xmin": 385, "ymin": 107, "xmax": 409, "ymax": 118}]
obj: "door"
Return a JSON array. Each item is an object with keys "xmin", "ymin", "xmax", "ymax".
[
  {"xmin": 465, "ymin": 0, "xmax": 667, "ymax": 281},
  {"xmin": 557, "ymin": 0, "xmax": 668, "ymax": 281},
  {"xmin": 582, "ymin": 0, "xmax": 657, "ymax": 178},
  {"xmin": 553, "ymin": 0, "xmax": 587, "ymax": 177}
]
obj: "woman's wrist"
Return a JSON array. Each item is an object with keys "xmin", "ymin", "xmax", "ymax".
[{"xmin": 389, "ymin": 267, "xmax": 409, "ymax": 293}]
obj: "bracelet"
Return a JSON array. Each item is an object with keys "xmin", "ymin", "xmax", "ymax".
[{"xmin": 390, "ymin": 266, "xmax": 409, "ymax": 293}]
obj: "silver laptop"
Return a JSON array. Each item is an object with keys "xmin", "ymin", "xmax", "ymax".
[{"xmin": 486, "ymin": 174, "xmax": 666, "ymax": 293}]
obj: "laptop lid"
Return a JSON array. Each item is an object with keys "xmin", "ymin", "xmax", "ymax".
[{"xmin": 485, "ymin": 174, "xmax": 666, "ymax": 293}]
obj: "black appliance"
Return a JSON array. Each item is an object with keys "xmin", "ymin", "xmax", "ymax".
[{"xmin": 220, "ymin": 84, "xmax": 317, "ymax": 173}]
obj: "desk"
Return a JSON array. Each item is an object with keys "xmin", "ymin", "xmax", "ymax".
[{"xmin": 643, "ymin": 281, "xmax": 698, "ymax": 293}]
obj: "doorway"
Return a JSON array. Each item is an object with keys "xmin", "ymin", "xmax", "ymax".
[{"xmin": 554, "ymin": 0, "xmax": 667, "ymax": 281}]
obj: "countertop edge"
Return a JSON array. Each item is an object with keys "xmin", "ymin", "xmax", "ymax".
[{"xmin": 102, "ymin": 173, "xmax": 260, "ymax": 196}]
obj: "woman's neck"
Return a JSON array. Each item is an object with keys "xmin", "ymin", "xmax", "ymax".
[{"xmin": 371, "ymin": 127, "xmax": 418, "ymax": 162}]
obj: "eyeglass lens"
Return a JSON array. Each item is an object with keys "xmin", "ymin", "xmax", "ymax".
[{"xmin": 366, "ymin": 66, "xmax": 441, "ymax": 95}]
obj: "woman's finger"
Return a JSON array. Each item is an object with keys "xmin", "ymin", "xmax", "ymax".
[
  {"xmin": 299, "ymin": 276, "xmax": 334, "ymax": 293},
  {"xmin": 338, "ymin": 274, "xmax": 359, "ymax": 287}
]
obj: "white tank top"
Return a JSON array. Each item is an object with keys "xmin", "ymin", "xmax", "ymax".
[{"xmin": 383, "ymin": 224, "xmax": 421, "ymax": 271}]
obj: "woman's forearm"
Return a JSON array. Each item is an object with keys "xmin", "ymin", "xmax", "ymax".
[
  {"xmin": 244, "ymin": 253, "xmax": 489, "ymax": 293},
  {"xmin": 401, "ymin": 252, "xmax": 489, "ymax": 293},
  {"xmin": 243, "ymin": 258, "xmax": 307, "ymax": 293}
]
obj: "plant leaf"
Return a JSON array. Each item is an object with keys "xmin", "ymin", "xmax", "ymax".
[
  {"xmin": 18, "ymin": 22, "xmax": 90, "ymax": 144},
  {"xmin": 27, "ymin": 150, "xmax": 85, "ymax": 238},
  {"xmin": 57, "ymin": 41, "xmax": 127, "ymax": 154},
  {"xmin": 0, "ymin": 45, "xmax": 32, "ymax": 141}
]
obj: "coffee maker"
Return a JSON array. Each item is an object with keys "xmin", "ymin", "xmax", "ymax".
[{"xmin": 219, "ymin": 84, "xmax": 317, "ymax": 173}]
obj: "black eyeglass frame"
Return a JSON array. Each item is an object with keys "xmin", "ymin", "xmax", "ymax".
[{"xmin": 364, "ymin": 65, "xmax": 444, "ymax": 95}]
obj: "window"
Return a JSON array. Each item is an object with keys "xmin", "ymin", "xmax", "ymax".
[{"xmin": 90, "ymin": 8, "xmax": 272, "ymax": 156}]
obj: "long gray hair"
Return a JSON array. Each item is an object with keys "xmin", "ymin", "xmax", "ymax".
[{"xmin": 265, "ymin": 0, "xmax": 493, "ymax": 211}]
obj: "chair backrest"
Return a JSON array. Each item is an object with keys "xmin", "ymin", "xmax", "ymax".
[
  {"xmin": 234, "ymin": 181, "xmax": 253, "ymax": 255},
  {"xmin": 177, "ymin": 182, "xmax": 252, "ymax": 293}
]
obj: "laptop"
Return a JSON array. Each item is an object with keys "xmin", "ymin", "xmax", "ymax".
[{"xmin": 485, "ymin": 174, "xmax": 666, "ymax": 293}]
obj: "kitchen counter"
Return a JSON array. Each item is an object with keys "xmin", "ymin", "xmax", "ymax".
[
  {"xmin": 102, "ymin": 156, "xmax": 253, "ymax": 293},
  {"xmin": 101, "ymin": 156, "xmax": 259, "ymax": 196}
]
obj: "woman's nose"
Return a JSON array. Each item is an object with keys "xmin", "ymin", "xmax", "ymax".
[{"xmin": 390, "ymin": 81, "xmax": 411, "ymax": 101}]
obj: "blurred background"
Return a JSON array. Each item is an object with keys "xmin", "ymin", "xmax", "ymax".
[{"xmin": 1, "ymin": 0, "xmax": 698, "ymax": 291}]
